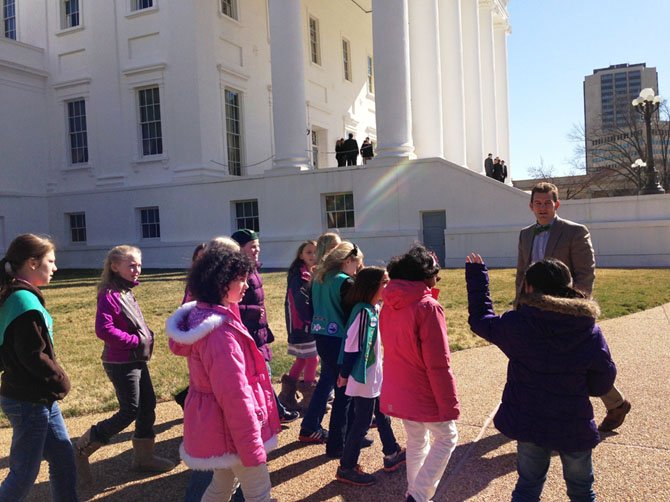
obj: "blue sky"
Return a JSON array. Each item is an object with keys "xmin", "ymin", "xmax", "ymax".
[{"xmin": 507, "ymin": 0, "xmax": 670, "ymax": 180}]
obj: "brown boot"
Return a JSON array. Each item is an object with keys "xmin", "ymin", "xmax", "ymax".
[
  {"xmin": 131, "ymin": 436, "xmax": 176, "ymax": 473},
  {"xmin": 74, "ymin": 427, "xmax": 103, "ymax": 486},
  {"xmin": 278, "ymin": 374, "xmax": 301, "ymax": 412},
  {"xmin": 297, "ymin": 380, "xmax": 317, "ymax": 412}
]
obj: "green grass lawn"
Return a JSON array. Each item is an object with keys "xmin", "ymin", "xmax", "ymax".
[{"xmin": 5, "ymin": 267, "xmax": 670, "ymax": 423}]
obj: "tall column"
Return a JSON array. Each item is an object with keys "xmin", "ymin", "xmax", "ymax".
[
  {"xmin": 438, "ymin": 0, "xmax": 466, "ymax": 166},
  {"xmin": 372, "ymin": 0, "xmax": 415, "ymax": 159},
  {"xmin": 409, "ymin": 0, "xmax": 443, "ymax": 158},
  {"xmin": 461, "ymin": 0, "xmax": 484, "ymax": 172},
  {"xmin": 268, "ymin": 0, "xmax": 310, "ymax": 171},
  {"xmin": 479, "ymin": 0, "xmax": 498, "ymax": 160},
  {"xmin": 494, "ymin": 16, "xmax": 511, "ymax": 180}
]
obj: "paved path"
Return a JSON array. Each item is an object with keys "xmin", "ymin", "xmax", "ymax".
[{"xmin": 1, "ymin": 304, "xmax": 668, "ymax": 501}]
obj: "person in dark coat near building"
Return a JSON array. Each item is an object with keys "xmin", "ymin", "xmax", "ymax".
[
  {"xmin": 335, "ymin": 138, "xmax": 346, "ymax": 167},
  {"xmin": 360, "ymin": 137, "xmax": 374, "ymax": 164},
  {"xmin": 342, "ymin": 133, "xmax": 359, "ymax": 166},
  {"xmin": 466, "ymin": 254, "xmax": 616, "ymax": 502},
  {"xmin": 484, "ymin": 153, "xmax": 494, "ymax": 177}
]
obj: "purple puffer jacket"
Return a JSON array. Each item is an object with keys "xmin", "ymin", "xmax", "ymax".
[
  {"xmin": 95, "ymin": 285, "xmax": 153, "ymax": 363},
  {"xmin": 238, "ymin": 266, "xmax": 274, "ymax": 361},
  {"xmin": 466, "ymin": 262, "xmax": 616, "ymax": 452}
]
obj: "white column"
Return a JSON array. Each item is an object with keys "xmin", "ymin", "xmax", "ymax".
[
  {"xmin": 372, "ymin": 0, "xmax": 415, "ymax": 159},
  {"xmin": 479, "ymin": 0, "xmax": 498, "ymax": 160},
  {"xmin": 494, "ymin": 17, "xmax": 511, "ymax": 181},
  {"xmin": 438, "ymin": 0, "xmax": 466, "ymax": 166},
  {"xmin": 409, "ymin": 0, "xmax": 443, "ymax": 158},
  {"xmin": 268, "ymin": 0, "xmax": 310, "ymax": 171},
  {"xmin": 461, "ymin": 0, "xmax": 484, "ymax": 172}
]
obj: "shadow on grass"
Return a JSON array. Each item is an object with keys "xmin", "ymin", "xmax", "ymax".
[{"xmin": 43, "ymin": 269, "xmax": 186, "ymax": 290}]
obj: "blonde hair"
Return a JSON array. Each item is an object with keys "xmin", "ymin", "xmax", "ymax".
[
  {"xmin": 204, "ymin": 236, "xmax": 240, "ymax": 253},
  {"xmin": 98, "ymin": 245, "xmax": 141, "ymax": 293},
  {"xmin": 313, "ymin": 241, "xmax": 363, "ymax": 283},
  {"xmin": 315, "ymin": 232, "xmax": 341, "ymax": 264}
]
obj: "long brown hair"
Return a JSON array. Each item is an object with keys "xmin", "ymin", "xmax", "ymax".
[
  {"xmin": 344, "ymin": 266, "xmax": 386, "ymax": 310},
  {"xmin": 0, "ymin": 234, "xmax": 55, "ymax": 303}
]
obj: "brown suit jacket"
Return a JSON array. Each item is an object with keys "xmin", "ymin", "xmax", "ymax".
[{"xmin": 515, "ymin": 216, "xmax": 595, "ymax": 299}]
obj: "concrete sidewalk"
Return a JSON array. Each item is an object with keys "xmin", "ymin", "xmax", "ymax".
[{"xmin": 1, "ymin": 304, "xmax": 668, "ymax": 501}]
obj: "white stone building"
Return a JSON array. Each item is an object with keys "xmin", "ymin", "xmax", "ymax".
[{"xmin": 2, "ymin": 0, "xmax": 670, "ymax": 269}]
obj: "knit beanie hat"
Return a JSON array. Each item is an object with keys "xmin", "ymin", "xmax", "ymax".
[{"xmin": 231, "ymin": 229, "xmax": 259, "ymax": 247}]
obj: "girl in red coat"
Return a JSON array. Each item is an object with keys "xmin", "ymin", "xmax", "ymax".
[{"xmin": 379, "ymin": 245, "xmax": 460, "ymax": 502}]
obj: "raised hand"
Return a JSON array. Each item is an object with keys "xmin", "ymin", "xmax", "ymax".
[{"xmin": 465, "ymin": 253, "xmax": 484, "ymax": 264}]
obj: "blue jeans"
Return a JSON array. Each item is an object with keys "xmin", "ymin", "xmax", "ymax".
[
  {"xmin": 93, "ymin": 362, "xmax": 156, "ymax": 443},
  {"xmin": 341, "ymin": 397, "xmax": 399, "ymax": 469},
  {"xmin": 0, "ymin": 396, "xmax": 78, "ymax": 502},
  {"xmin": 300, "ymin": 336, "xmax": 337, "ymax": 434},
  {"xmin": 512, "ymin": 441, "xmax": 595, "ymax": 502}
]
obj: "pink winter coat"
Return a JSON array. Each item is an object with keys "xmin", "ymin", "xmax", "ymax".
[
  {"xmin": 165, "ymin": 301, "xmax": 281, "ymax": 469},
  {"xmin": 379, "ymin": 279, "xmax": 460, "ymax": 423}
]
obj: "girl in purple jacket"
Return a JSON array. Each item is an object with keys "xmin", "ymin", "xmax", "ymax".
[
  {"xmin": 281, "ymin": 240, "xmax": 317, "ymax": 411},
  {"xmin": 466, "ymin": 255, "xmax": 616, "ymax": 502},
  {"xmin": 75, "ymin": 245, "xmax": 174, "ymax": 484}
]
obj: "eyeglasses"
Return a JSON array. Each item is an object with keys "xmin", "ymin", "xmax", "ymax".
[{"xmin": 345, "ymin": 244, "xmax": 358, "ymax": 259}]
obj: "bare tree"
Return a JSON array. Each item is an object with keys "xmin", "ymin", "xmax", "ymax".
[{"xmin": 574, "ymin": 99, "xmax": 670, "ymax": 193}]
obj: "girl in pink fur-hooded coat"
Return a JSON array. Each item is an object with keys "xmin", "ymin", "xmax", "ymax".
[{"xmin": 165, "ymin": 248, "xmax": 280, "ymax": 501}]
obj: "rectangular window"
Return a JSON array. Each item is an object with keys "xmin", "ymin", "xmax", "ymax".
[
  {"xmin": 67, "ymin": 99, "xmax": 88, "ymax": 164},
  {"xmin": 367, "ymin": 56, "xmax": 374, "ymax": 94},
  {"xmin": 325, "ymin": 192, "xmax": 355, "ymax": 229},
  {"xmin": 220, "ymin": 0, "xmax": 238, "ymax": 20},
  {"xmin": 3, "ymin": 0, "xmax": 16, "ymax": 39},
  {"xmin": 140, "ymin": 207, "xmax": 160, "ymax": 239},
  {"xmin": 68, "ymin": 213, "xmax": 86, "ymax": 243},
  {"xmin": 309, "ymin": 17, "xmax": 321, "ymax": 65},
  {"xmin": 138, "ymin": 87, "xmax": 163, "ymax": 156},
  {"xmin": 234, "ymin": 200, "xmax": 259, "ymax": 232},
  {"xmin": 225, "ymin": 88, "xmax": 242, "ymax": 176},
  {"xmin": 311, "ymin": 129, "xmax": 319, "ymax": 169},
  {"xmin": 131, "ymin": 0, "xmax": 153, "ymax": 11},
  {"xmin": 61, "ymin": 0, "xmax": 80, "ymax": 29},
  {"xmin": 342, "ymin": 39, "xmax": 352, "ymax": 81}
]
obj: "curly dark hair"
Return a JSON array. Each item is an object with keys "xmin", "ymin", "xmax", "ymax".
[
  {"xmin": 387, "ymin": 244, "xmax": 439, "ymax": 281},
  {"xmin": 187, "ymin": 248, "xmax": 254, "ymax": 305}
]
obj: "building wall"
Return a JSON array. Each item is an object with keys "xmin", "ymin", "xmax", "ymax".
[{"xmin": 3, "ymin": 3, "xmax": 670, "ymax": 270}]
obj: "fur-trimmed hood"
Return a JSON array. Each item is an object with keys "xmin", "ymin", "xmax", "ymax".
[
  {"xmin": 165, "ymin": 301, "xmax": 225, "ymax": 346},
  {"xmin": 518, "ymin": 293, "xmax": 600, "ymax": 319}
]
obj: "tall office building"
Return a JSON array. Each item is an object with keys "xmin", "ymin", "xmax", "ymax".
[{"xmin": 584, "ymin": 63, "xmax": 659, "ymax": 173}]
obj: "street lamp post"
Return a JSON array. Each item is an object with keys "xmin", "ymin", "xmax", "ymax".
[{"xmin": 632, "ymin": 88, "xmax": 665, "ymax": 194}]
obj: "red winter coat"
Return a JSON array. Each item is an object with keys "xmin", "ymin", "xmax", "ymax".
[{"xmin": 379, "ymin": 280, "xmax": 460, "ymax": 422}]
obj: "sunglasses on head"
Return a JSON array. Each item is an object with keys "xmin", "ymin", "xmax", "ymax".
[{"xmin": 345, "ymin": 244, "xmax": 358, "ymax": 259}]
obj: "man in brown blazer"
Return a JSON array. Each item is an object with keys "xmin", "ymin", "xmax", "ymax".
[
  {"xmin": 515, "ymin": 182, "xmax": 631, "ymax": 432},
  {"xmin": 515, "ymin": 184, "xmax": 594, "ymax": 298}
]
